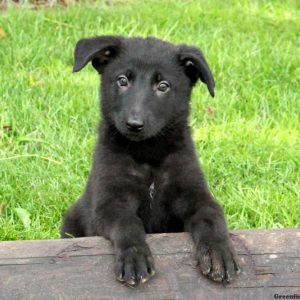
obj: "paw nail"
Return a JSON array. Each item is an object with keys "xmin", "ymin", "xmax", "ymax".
[
  {"xmin": 140, "ymin": 276, "xmax": 148, "ymax": 283},
  {"xmin": 127, "ymin": 279, "xmax": 137, "ymax": 286},
  {"xmin": 202, "ymin": 267, "xmax": 211, "ymax": 275},
  {"xmin": 116, "ymin": 275, "xmax": 124, "ymax": 282},
  {"xmin": 225, "ymin": 271, "xmax": 231, "ymax": 282}
]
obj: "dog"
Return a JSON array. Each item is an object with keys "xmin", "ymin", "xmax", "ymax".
[{"xmin": 61, "ymin": 35, "xmax": 240, "ymax": 286}]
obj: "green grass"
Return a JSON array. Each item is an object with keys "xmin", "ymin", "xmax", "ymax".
[{"xmin": 0, "ymin": 0, "xmax": 299, "ymax": 240}]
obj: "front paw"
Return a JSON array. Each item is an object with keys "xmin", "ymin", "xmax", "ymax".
[
  {"xmin": 196, "ymin": 240, "xmax": 240, "ymax": 283},
  {"xmin": 114, "ymin": 244, "xmax": 155, "ymax": 286}
]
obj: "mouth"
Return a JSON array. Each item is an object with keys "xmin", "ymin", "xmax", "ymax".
[{"xmin": 123, "ymin": 132, "xmax": 146, "ymax": 142}]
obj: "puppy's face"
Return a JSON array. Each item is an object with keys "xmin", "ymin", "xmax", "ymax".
[
  {"xmin": 73, "ymin": 36, "xmax": 215, "ymax": 141},
  {"xmin": 101, "ymin": 42, "xmax": 192, "ymax": 141}
]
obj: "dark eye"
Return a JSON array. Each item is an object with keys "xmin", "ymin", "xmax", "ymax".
[
  {"xmin": 157, "ymin": 81, "xmax": 170, "ymax": 93},
  {"xmin": 117, "ymin": 75, "xmax": 128, "ymax": 87}
]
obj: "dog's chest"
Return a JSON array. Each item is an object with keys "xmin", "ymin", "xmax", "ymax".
[
  {"xmin": 129, "ymin": 164, "xmax": 182, "ymax": 233},
  {"xmin": 128, "ymin": 163, "xmax": 169, "ymax": 200}
]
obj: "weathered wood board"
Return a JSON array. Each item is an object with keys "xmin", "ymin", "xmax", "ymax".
[{"xmin": 0, "ymin": 228, "xmax": 299, "ymax": 300}]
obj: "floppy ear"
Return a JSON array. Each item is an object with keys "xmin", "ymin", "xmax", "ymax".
[
  {"xmin": 178, "ymin": 45, "xmax": 215, "ymax": 97},
  {"xmin": 73, "ymin": 36, "xmax": 123, "ymax": 73}
]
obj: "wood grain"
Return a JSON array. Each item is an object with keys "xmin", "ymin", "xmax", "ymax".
[{"xmin": 0, "ymin": 228, "xmax": 299, "ymax": 300}]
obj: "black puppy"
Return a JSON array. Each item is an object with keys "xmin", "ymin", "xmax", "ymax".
[{"xmin": 61, "ymin": 36, "xmax": 239, "ymax": 286}]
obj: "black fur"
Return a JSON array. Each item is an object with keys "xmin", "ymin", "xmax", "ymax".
[{"xmin": 61, "ymin": 36, "xmax": 239, "ymax": 286}]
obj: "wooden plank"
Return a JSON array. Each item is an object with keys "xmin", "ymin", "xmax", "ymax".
[{"xmin": 0, "ymin": 228, "xmax": 299, "ymax": 300}]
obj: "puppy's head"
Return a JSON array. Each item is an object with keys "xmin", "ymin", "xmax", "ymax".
[{"xmin": 73, "ymin": 36, "xmax": 215, "ymax": 141}]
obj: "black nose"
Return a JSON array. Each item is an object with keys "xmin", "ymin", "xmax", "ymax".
[{"xmin": 126, "ymin": 119, "xmax": 144, "ymax": 132}]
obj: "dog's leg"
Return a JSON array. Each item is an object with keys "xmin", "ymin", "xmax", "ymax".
[
  {"xmin": 61, "ymin": 197, "xmax": 87, "ymax": 238},
  {"xmin": 184, "ymin": 195, "xmax": 240, "ymax": 283},
  {"xmin": 164, "ymin": 149, "xmax": 240, "ymax": 283},
  {"xmin": 94, "ymin": 198, "xmax": 155, "ymax": 286}
]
